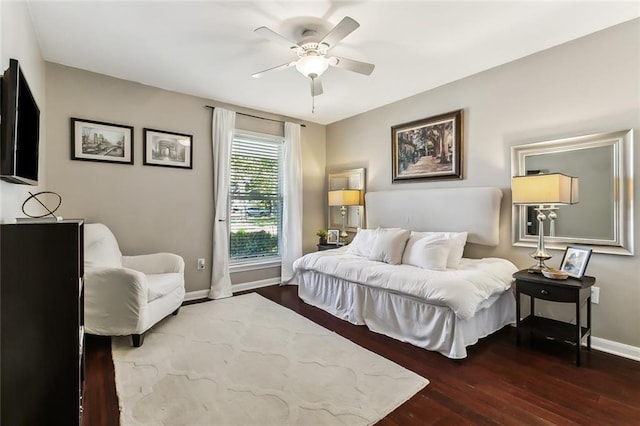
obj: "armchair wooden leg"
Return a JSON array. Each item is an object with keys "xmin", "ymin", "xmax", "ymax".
[
  {"xmin": 172, "ymin": 307, "xmax": 180, "ymax": 316},
  {"xmin": 132, "ymin": 333, "xmax": 144, "ymax": 347}
]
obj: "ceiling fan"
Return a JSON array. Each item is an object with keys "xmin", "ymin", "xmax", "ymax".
[{"xmin": 252, "ymin": 16, "xmax": 375, "ymax": 98}]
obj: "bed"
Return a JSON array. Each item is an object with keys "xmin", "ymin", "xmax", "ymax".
[{"xmin": 294, "ymin": 187, "xmax": 518, "ymax": 359}]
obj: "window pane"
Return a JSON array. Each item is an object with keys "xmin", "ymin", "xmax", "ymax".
[{"xmin": 229, "ymin": 133, "xmax": 282, "ymax": 262}]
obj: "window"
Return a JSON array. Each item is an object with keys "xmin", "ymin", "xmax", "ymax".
[{"xmin": 229, "ymin": 131, "xmax": 283, "ymax": 265}]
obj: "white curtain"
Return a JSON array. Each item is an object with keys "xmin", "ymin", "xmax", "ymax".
[
  {"xmin": 209, "ymin": 107, "xmax": 236, "ymax": 299},
  {"xmin": 281, "ymin": 122, "xmax": 303, "ymax": 284}
]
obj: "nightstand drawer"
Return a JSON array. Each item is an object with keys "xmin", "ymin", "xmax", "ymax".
[{"xmin": 516, "ymin": 280, "xmax": 576, "ymax": 302}]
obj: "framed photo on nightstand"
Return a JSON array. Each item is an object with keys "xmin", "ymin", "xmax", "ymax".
[
  {"xmin": 327, "ymin": 229, "xmax": 339, "ymax": 245},
  {"xmin": 559, "ymin": 246, "xmax": 592, "ymax": 279}
]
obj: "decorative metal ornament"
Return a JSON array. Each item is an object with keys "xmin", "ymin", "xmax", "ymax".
[{"xmin": 21, "ymin": 191, "xmax": 63, "ymax": 218}]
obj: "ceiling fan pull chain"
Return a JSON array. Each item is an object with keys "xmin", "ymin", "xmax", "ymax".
[{"xmin": 311, "ymin": 75, "xmax": 316, "ymax": 113}]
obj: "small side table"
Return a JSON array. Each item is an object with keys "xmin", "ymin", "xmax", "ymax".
[
  {"xmin": 513, "ymin": 269, "xmax": 596, "ymax": 366},
  {"xmin": 317, "ymin": 244, "xmax": 340, "ymax": 251}
]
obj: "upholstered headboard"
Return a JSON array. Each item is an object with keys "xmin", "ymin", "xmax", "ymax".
[{"xmin": 365, "ymin": 187, "xmax": 503, "ymax": 246}]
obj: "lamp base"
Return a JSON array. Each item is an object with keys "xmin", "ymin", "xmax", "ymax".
[
  {"xmin": 527, "ymin": 257, "xmax": 551, "ymax": 274},
  {"xmin": 527, "ymin": 264, "xmax": 548, "ymax": 274},
  {"xmin": 340, "ymin": 206, "xmax": 348, "ymax": 245},
  {"xmin": 338, "ymin": 230, "xmax": 348, "ymax": 246}
]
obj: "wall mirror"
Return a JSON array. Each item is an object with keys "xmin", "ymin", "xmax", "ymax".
[
  {"xmin": 511, "ymin": 129, "xmax": 633, "ymax": 256},
  {"xmin": 328, "ymin": 168, "xmax": 366, "ymax": 232}
]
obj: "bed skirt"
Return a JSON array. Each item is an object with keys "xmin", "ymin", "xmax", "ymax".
[{"xmin": 297, "ymin": 270, "xmax": 515, "ymax": 359}]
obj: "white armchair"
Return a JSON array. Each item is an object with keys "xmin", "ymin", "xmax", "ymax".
[{"xmin": 83, "ymin": 223, "xmax": 185, "ymax": 346}]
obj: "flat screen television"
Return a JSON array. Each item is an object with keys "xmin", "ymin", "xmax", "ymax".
[{"xmin": 1, "ymin": 58, "xmax": 40, "ymax": 185}]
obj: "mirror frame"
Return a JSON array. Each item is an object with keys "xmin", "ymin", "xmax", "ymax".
[
  {"xmin": 511, "ymin": 129, "xmax": 634, "ymax": 256},
  {"xmin": 327, "ymin": 168, "xmax": 366, "ymax": 232}
]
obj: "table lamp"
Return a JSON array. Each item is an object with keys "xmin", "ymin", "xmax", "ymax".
[
  {"xmin": 512, "ymin": 173, "xmax": 579, "ymax": 273},
  {"xmin": 328, "ymin": 189, "xmax": 362, "ymax": 244}
]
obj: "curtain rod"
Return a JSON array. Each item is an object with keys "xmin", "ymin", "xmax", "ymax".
[{"xmin": 205, "ymin": 105, "xmax": 306, "ymax": 128}]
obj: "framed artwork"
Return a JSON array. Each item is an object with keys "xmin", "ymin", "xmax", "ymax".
[
  {"xmin": 71, "ymin": 118, "xmax": 133, "ymax": 164},
  {"xmin": 143, "ymin": 128, "xmax": 193, "ymax": 169},
  {"xmin": 391, "ymin": 109, "xmax": 463, "ymax": 182},
  {"xmin": 327, "ymin": 229, "xmax": 340, "ymax": 245},
  {"xmin": 559, "ymin": 246, "xmax": 592, "ymax": 279}
]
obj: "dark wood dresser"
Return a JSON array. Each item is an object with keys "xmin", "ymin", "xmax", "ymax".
[{"xmin": 1, "ymin": 220, "xmax": 85, "ymax": 424}]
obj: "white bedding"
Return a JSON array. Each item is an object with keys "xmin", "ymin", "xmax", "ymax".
[
  {"xmin": 297, "ymin": 187, "xmax": 515, "ymax": 358},
  {"xmin": 293, "ymin": 249, "xmax": 517, "ymax": 320}
]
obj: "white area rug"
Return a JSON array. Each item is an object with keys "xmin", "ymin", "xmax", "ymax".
[{"xmin": 112, "ymin": 292, "xmax": 428, "ymax": 425}]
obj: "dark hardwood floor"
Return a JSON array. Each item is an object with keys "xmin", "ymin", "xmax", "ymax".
[{"xmin": 83, "ymin": 285, "xmax": 640, "ymax": 425}]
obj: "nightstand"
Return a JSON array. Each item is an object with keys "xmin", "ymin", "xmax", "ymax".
[
  {"xmin": 513, "ymin": 269, "xmax": 596, "ymax": 366},
  {"xmin": 317, "ymin": 244, "xmax": 340, "ymax": 251}
]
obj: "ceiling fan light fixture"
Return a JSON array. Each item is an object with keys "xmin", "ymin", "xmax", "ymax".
[
  {"xmin": 252, "ymin": 16, "xmax": 374, "ymax": 109},
  {"xmin": 295, "ymin": 54, "xmax": 329, "ymax": 78}
]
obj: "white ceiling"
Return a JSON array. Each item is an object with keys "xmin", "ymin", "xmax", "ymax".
[{"xmin": 27, "ymin": 1, "xmax": 640, "ymax": 125}]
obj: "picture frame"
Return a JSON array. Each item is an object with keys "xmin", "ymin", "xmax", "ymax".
[
  {"xmin": 559, "ymin": 246, "xmax": 592, "ymax": 279},
  {"xmin": 327, "ymin": 229, "xmax": 340, "ymax": 245},
  {"xmin": 143, "ymin": 128, "xmax": 193, "ymax": 169},
  {"xmin": 391, "ymin": 109, "xmax": 463, "ymax": 182},
  {"xmin": 71, "ymin": 118, "xmax": 133, "ymax": 164}
]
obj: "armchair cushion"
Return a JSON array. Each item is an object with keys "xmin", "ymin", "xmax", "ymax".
[{"xmin": 147, "ymin": 273, "xmax": 184, "ymax": 302}]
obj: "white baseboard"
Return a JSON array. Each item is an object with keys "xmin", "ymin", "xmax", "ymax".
[
  {"xmin": 591, "ymin": 337, "xmax": 640, "ymax": 362},
  {"xmin": 184, "ymin": 289, "xmax": 210, "ymax": 301},
  {"xmin": 184, "ymin": 277, "xmax": 281, "ymax": 301},
  {"xmin": 232, "ymin": 277, "xmax": 281, "ymax": 293}
]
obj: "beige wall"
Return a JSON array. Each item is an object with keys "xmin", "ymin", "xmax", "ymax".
[
  {"xmin": 0, "ymin": 1, "xmax": 47, "ymax": 222},
  {"xmin": 45, "ymin": 63, "xmax": 326, "ymax": 293},
  {"xmin": 326, "ymin": 20, "xmax": 640, "ymax": 347}
]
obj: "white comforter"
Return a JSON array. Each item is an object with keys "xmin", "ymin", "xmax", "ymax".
[{"xmin": 293, "ymin": 249, "xmax": 518, "ymax": 320}]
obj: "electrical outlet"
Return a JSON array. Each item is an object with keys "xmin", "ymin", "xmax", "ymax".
[
  {"xmin": 197, "ymin": 258, "xmax": 205, "ymax": 270},
  {"xmin": 591, "ymin": 286, "xmax": 600, "ymax": 304}
]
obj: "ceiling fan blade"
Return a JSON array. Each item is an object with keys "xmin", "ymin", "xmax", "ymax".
[
  {"xmin": 252, "ymin": 61, "xmax": 297, "ymax": 78},
  {"xmin": 310, "ymin": 76, "xmax": 323, "ymax": 97},
  {"xmin": 254, "ymin": 26, "xmax": 300, "ymax": 51},
  {"xmin": 319, "ymin": 16, "xmax": 359, "ymax": 50},
  {"xmin": 328, "ymin": 56, "xmax": 375, "ymax": 75}
]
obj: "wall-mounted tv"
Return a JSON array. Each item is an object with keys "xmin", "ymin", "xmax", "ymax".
[{"xmin": 1, "ymin": 58, "xmax": 40, "ymax": 185}]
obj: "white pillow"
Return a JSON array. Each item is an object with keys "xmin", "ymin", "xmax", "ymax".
[
  {"xmin": 368, "ymin": 228, "xmax": 411, "ymax": 265},
  {"xmin": 445, "ymin": 232, "xmax": 468, "ymax": 269},
  {"xmin": 408, "ymin": 231, "xmax": 468, "ymax": 269},
  {"xmin": 401, "ymin": 233, "xmax": 450, "ymax": 271},
  {"xmin": 346, "ymin": 229, "xmax": 378, "ymax": 258}
]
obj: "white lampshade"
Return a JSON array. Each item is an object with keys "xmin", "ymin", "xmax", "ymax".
[
  {"xmin": 512, "ymin": 173, "xmax": 579, "ymax": 205},
  {"xmin": 296, "ymin": 55, "xmax": 329, "ymax": 77},
  {"xmin": 328, "ymin": 189, "xmax": 362, "ymax": 207}
]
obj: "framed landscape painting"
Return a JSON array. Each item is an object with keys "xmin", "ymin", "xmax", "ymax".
[
  {"xmin": 71, "ymin": 118, "xmax": 134, "ymax": 164},
  {"xmin": 391, "ymin": 109, "xmax": 463, "ymax": 182},
  {"xmin": 143, "ymin": 128, "xmax": 193, "ymax": 169}
]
